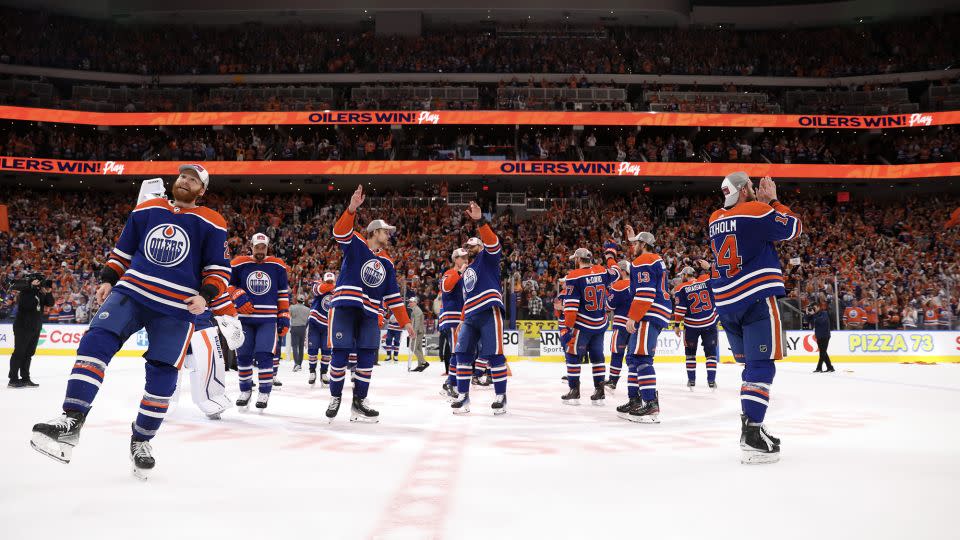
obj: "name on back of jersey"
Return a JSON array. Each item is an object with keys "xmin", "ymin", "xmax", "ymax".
[{"xmin": 709, "ymin": 220, "xmax": 737, "ymax": 237}]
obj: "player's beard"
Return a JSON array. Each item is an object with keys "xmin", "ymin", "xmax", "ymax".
[
  {"xmin": 254, "ymin": 252, "xmax": 266, "ymax": 262},
  {"xmin": 172, "ymin": 182, "xmax": 202, "ymax": 205}
]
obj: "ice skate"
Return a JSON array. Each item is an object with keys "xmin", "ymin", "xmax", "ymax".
[
  {"xmin": 308, "ymin": 372, "xmax": 317, "ymax": 385},
  {"xmin": 742, "ymin": 414, "xmax": 780, "ymax": 446},
  {"xmin": 590, "ymin": 385, "xmax": 605, "ymax": 406},
  {"xmin": 321, "ymin": 373, "xmax": 330, "ymax": 385},
  {"xmin": 350, "ymin": 397, "xmax": 379, "ymax": 423},
  {"xmin": 627, "ymin": 393, "xmax": 660, "ymax": 423},
  {"xmin": 441, "ymin": 382, "xmax": 459, "ymax": 402},
  {"xmin": 491, "ymin": 394, "xmax": 507, "ymax": 415},
  {"xmin": 130, "ymin": 433, "xmax": 155, "ymax": 481},
  {"xmin": 708, "ymin": 381, "xmax": 718, "ymax": 391},
  {"xmin": 604, "ymin": 378, "xmax": 618, "ymax": 391},
  {"xmin": 451, "ymin": 394, "xmax": 471, "ymax": 415},
  {"xmin": 615, "ymin": 397, "xmax": 641, "ymax": 420},
  {"xmin": 30, "ymin": 411, "xmax": 86, "ymax": 464},
  {"xmin": 326, "ymin": 396, "xmax": 342, "ymax": 422},
  {"xmin": 236, "ymin": 390, "xmax": 252, "ymax": 407},
  {"xmin": 255, "ymin": 392, "xmax": 270, "ymax": 410},
  {"xmin": 272, "ymin": 377, "xmax": 282, "ymax": 388},
  {"xmin": 687, "ymin": 380, "xmax": 696, "ymax": 391},
  {"xmin": 561, "ymin": 386, "xmax": 580, "ymax": 405},
  {"xmin": 741, "ymin": 416, "xmax": 780, "ymax": 464}
]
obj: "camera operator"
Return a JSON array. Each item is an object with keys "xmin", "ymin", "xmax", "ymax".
[{"xmin": 8, "ymin": 278, "xmax": 54, "ymax": 388}]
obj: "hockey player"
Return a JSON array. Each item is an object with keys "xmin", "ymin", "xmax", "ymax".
[
  {"xmin": 450, "ymin": 201, "xmax": 508, "ymax": 415},
  {"xmin": 671, "ymin": 260, "xmax": 719, "ymax": 391},
  {"xmin": 31, "ymin": 163, "xmax": 230, "ymax": 479},
  {"xmin": 230, "ymin": 233, "xmax": 291, "ymax": 410},
  {"xmin": 617, "ymin": 226, "xmax": 672, "ymax": 424},
  {"xmin": 439, "ymin": 248, "xmax": 468, "ymax": 399},
  {"xmin": 384, "ymin": 309, "xmax": 402, "ymax": 362},
  {"xmin": 560, "ymin": 243, "xmax": 622, "ymax": 406},
  {"xmin": 709, "ymin": 172, "xmax": 801, "ymax": 464},
  {"xmin": 327, "ymin": 185, "xmax": 414, "ymax": 423},
  {"xmin": 306, "ymin": 272, "xmax": 336, "ymax": 386},
  {"xmin": 173, "ymin": 292, "xmax": 244, "ymax": 419},
  {"xmin": 605, "ymin": 260, "xmax": 631, "ymax": 390}
]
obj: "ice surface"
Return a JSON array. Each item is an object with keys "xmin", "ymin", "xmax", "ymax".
[{"xmin": 1, "ymin": 357, "xmax": 958, "ymax": 540}]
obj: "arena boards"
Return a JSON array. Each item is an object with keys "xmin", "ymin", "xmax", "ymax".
[{"xmin": 3, "ymin": 324, "xmax": 957, "ymax": 363}]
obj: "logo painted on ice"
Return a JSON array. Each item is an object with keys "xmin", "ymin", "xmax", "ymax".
[
  {"xmin": 246, "ymin": 270, "xmax": 272, "ymax": 295},
  {"xmin": 144, "ymin": 224, "xmax": 190, "ymax": 267},
  {"xmin": 462, "ymin": 267, "xmax": 478, "ymax": 293},
  {"xmin": 360, "ymin": 259, "xmax": 386, "ymax": 287},
  {"xmin": 417, "ymin": 111, "xmax": 440, "ymax": 125},
  {"xmin": 102, "ymin": 161, "xmax": 125, "ymax": 175},
  {"xmin": 617, "ymin": 162, "xmax": 641, "ymax": 176}
]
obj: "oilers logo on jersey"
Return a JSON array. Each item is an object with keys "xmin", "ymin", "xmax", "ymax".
[
  {"xmin": 144, "ymin": 224, "xmax": 190, "ymax": 267},
  {"xmin": 462, "ymin": 268, "xmax": 477, "ymax": 293},
  {"xmin": 322, "ymin": 294, "xmax": 333, "ymax": 311},
  {"xmin": 361, "ymin": 259, "xmax": 386, "ymax": 287},
  {"xmin": 245, "ymin": 271, "xmax": 272, "ymax": 295}
]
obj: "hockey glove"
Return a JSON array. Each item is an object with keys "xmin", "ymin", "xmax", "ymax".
[{"xmin": 230, "ymin": 288, "xmax": 255, "ymax": 315}]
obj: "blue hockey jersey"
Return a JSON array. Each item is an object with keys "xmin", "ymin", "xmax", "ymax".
[
  {"xmin": 672, "ymin": 275, "xmax": 718, "ymax": 328},
  {"xmin": 331, "ymin": 209, "xmax": 410, "ymax": 327},
  {"xmin": 628, "ymin": 253, "xmax": 673, "ymax": 327},
  {"xmin": 462, "ymin": 223, "xmax": 504, "ymax": 319},
  {"xmin": 105, "ymin": 198, "xmax": 230, "ymax": 321},
  {"xmin": 707, "ymin": 201, "xmax": 802, "ymax": 315},
  {"xmin": 562, "ymin": 262, "xmax": 620, "ymax": 331},
  {"xmin": 606, "ymin": 279, "xmax": 632, "ymax": 330},
  {"xmin": 438, "ymin": 267, "xmax": 464, "ymax": 330},
  {"xmin": 309, "ymin": 282, "xmax": 336, "ymax": 326},
  {"xmin": 230, "ymin": 256, "xmax": 290, "ymax": 321}
]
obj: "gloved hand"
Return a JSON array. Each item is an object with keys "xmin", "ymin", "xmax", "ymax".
[
  {"xmin": 277, "ymin": 312, "xmax": 290, "ymax": 337},
  {"xmin": 230, "ymin": 287, "xmax": 255, "ymax": 315},
  {"xmin": 215, "ymin": 315, "xmax": 245, "ymax": 350}
]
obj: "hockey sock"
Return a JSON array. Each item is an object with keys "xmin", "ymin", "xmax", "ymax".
[
  {"xmin": 63, "ymin": 327, "xmax": 120, "ymax": 414},
  {"xmin": 308, "ymin": 354, "xmax": 318, "ymax": 373},
  {"xmin": 685, "ymin": 355, "xmax": 697, "ymax": 382},
  {"xmin": 255, "ymin": 352, "xmax": 273, "ymax": 393},
  {"xmin": 133, "ymin": 360, "xmax": 178, "ymax": 441},
  {"xmin": 446, "ymin": 354, "xmax": 457, "ymax": 387},
  {"xmin": 237, "ymin": 353, "xmax": 254, "ymax": 392},
  {"xmin": 625, "ymin": 356, "xmax": 639, "ymax": 399},
  {"xmin": 352, "ymin": 349, "xmax": 376, "ymax": 399},
  {"xmin": 636, "ymin": 357, "xmax": 657, "ymax": 402},
  {"xmin": 706, "ymin": 356, "xmax": 718, "ymax": 383},
  {"xmin": 474, "ymin": 357, "xmax": 489, "ymax": 378},
  {"xmin": 589, "ymin": 348, "xmax": 606, "ymax": 387},
  {"xmin": 609, "ymin": 351, "xmax": 623, "ymax": 383},
  {"xmin": 454, "ymin": 354, "xmax": 473, "ymax": 395},
  {"xmin": 348, "ymin": 353, "xmax": 358, "ymax": 372},
  {"xmin": 320, "ymin": 354, "xmax": 331, "ymax": 375},
  {"xmin": 741, "ymin": 360, "xmax": 775, "ymax": 423},
  {"xmin": 328, "ymin": 350, "xmax": 349, "ymax": 397},
  {"xmin": 489, "ymin": 355, "xmax": 508, "ymax": 395},
  {"xmin": 564, "ymin": 353, "xmax": 582, "ymax": 389},
  {"xmin": 272, "ymin": 355, "xmax": 280, "ymax": 376}
]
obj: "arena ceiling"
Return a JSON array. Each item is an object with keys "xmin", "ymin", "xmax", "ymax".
[{"xmin": 8, "ymin": 0, "xmax": 959, "ymax": 28}]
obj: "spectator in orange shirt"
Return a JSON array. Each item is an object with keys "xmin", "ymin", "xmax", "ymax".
[
  {"xmin": 842, "ymin": 304, "xmax": 867, "ymax": 329},
  {"xmin": 864, "ymin": 300, "xmax": 879, "ymax": 330},
  {"xmin": 922, "ymin": 301, "xmax": 940, "ymax": 330}
]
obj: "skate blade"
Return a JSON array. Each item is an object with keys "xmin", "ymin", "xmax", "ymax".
[
  {"xmin": 492, "ymin": 408, "xmax": 506, "ymax": 416},
  {"xmin": 132, "ymin": 466, "xmax": 151, "ymax": 481},
  {"xmin": 452, "ymin": 407, "xmax": 471, "ymax": 415},
  {"xmin": 741, "ymin": 450, "xmax": 780, "ymax": 465},
  {"xmin": 591, "ymin": 399, "xmax": 605, "ymax": 406},
  {"xmin": 562, "ymin": 399, "xmax": 580, "ymax": 406},
  {"xmin": 206, "ymin": 412, "xmax": 222, "ymax": 420},
  {"xmin": 30, "ymin": 434, "xmax": 72, "ymax": 464},
  {"xmin": 626, "ymin": 414, "xmax": 660, "ymax": 424},
  {"xmin": 349, "ymin": 414, "xmax": 380, "ymax": 423}
]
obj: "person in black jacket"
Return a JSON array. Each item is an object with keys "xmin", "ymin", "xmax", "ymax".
[
  {"xmin": 9, "ymin": 278, "xmax": 55, "ymax": 388},
  {"xmin": 805, "ymin": 304, "xmax": 835, "ymax": 373}
]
